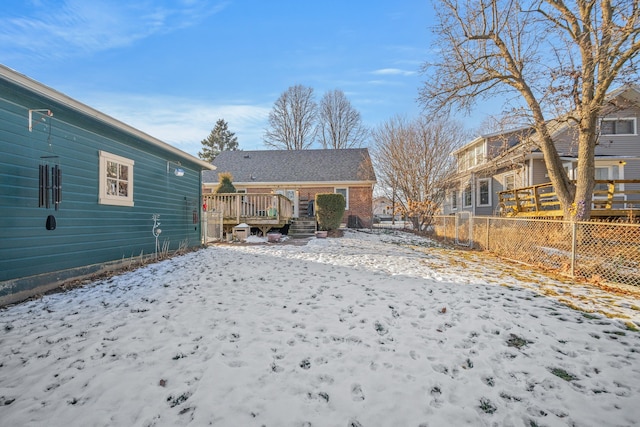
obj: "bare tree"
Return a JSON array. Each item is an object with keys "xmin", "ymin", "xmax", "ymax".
[
  {"xmin": 421, "ymin": 0, "xmax": 640, "ymax": 220},
  {"xmin": 371, "ymin": 116, "xmax": 465, "ymax": 232},
  {"xmin": 317, "ymin": 89, "xmax": 368, "ymax": 149},
  {"xmin": 264, "ymin": 85, "xmax": 317, "ymax": 150}
]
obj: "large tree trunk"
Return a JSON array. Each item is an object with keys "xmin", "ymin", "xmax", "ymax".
[
  {"xmin": 536, "ymin": 129, "xmax": 575, "ymax": 218},
  {"xmin": 572, "ymin": 118, "xmax": 597, "ymax": 220}
]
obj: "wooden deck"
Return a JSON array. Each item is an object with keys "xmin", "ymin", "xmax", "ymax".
[
  {"xmin": 497, "ymin": 180, "xmax": 640, "ymax": 218},
  {"xmin": 202, "ymin": 193, "xmax": 294, "ymax": 235}
]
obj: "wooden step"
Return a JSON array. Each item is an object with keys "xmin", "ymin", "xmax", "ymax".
[{"xmin": 288, "ymin": 218, "xmax": 317, "ymax": 238}]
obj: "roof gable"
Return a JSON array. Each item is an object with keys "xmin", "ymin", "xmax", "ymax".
[{"xmin": 203, "ymin": 148, "xmax": 376, "ymax": 184}]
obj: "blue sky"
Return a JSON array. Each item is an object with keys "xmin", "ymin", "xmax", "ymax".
[{"xmin": 1, "ymin": 0, "xmax": 485, "ymax": 156}]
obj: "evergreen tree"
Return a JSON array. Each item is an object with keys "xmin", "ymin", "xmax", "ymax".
[{"xmin": 199, "ymin": 119, "xmax": 239, "ymax": 162}]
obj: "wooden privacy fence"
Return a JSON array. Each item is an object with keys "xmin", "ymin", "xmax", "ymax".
[{"xmin": 432, "ymin": 214, "xmax": 640, "ymax": 288}]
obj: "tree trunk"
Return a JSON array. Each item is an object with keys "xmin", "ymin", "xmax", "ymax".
[{"xmin": 572, "ymin": 118, "xmax": 597, "ymax": 220}]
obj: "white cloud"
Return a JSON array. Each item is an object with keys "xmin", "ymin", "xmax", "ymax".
[
  {"xmin": 0, "ymin": 0, "xmax": 227, "ymax": 59},
  {"xmin": 371, "ymin": 68, "xmax": 417, "ymax": 76},
  {"xmin": 87, "ymin": 92, "xmax": 270, "ymax": 156}
]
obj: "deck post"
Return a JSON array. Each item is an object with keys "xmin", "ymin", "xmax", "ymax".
[
  {"xmin": 277, "ymin": 196, "xmax": 282, "ymax": 221},
  {"xmin": 607, "ymin": 182, "xmax": 615, "ymax": 209},
  {"xmin": 533, "ymin": 186, "xmax": 541, "ymax": 213},
  {"xmin": 236, "ymin": 195, "xmax": 240, "ymax": 223}
]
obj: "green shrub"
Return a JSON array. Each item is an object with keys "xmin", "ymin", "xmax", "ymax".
[{"xmin": 315, "ymin": 193, "xmax": 346, "ymax": 231}]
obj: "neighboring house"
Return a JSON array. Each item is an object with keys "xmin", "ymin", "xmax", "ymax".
[
  {"xmin": 373, "ymin": 196, "xmax": 393, "ymax": 216},
  {"xmin": 442, "ymin": 85, "xmax": 640, "ymax": 216},
  {"xmin": 0, "ymin": 65, "xmax": 214, "ymax": 305},
  {"xmin": 202, "ymin": 148, "xmax": 377, "ymax": 227}
]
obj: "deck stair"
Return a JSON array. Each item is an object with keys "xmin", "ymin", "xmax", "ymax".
[{"xmin": 288, "ymin": 218, "xmax": 317, "ymax": 238}]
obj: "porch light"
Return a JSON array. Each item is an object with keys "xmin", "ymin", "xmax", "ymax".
[
  {"xmin": 619, "ymin": 160, "xmax": 627, "ymax": 166},
  {"xmin": 167, "ymin": 161, "xmax": 185, "ymax": 177}
]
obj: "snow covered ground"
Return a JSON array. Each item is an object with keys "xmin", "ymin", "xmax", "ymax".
[{"xmin": 1, "ymin": 230, "xmax": 639, "ymax": 427}]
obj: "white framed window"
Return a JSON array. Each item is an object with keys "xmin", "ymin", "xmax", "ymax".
[
  {"xmin": 594, "ymin": 161, "xmax": 624, "ymax": 194},
  {"xmin": 600, "ymin": 117, "xmax": 636, "ymax": 136},
  {"xmin": 457, "ymin": 153, "xmax": 464, "ymax": 171},
  {"xmin": 504, "ymin": 174, "xmax": 515, "ymax": 191},
  {"xmin": 463, "ymin": 184, "xmax": 472, "ymax": 208},
  {"xmin": 451, "ymin": 189, "xmax": 458, "ymax": 210},
  {"xmin": 335, "ymin": 188, "xmax": 349, "ymax": 209},
  {"xmin": 458, "ymin": 144, "xmax": 486, "ymax": 171},
  {"xmin": 474, "ymin": 144, "xmax": 485, "ymax": 166},
  {"xmin": 99, "ymin": 150, "xmax": 134, "ymax": 207},
  {"xmin": 477, "ymin": 178, "xmax": 491, "ymax": 206}
]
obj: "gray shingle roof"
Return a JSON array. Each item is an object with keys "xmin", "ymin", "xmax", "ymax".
[{"xmin": 202, "ymin": 148, "xmax": 376, "ymax": 184}]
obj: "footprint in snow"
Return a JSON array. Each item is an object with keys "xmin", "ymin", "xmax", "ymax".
[
  {"xmin": 374, "ymin": 321, "xmax": 388, "ymax": 336},
  {"xmin": 351, "ymin": 383, "xmax": 365, "ymax": 401},
  {"xmin": 300, "ymin": 358, "xmax": 311, "ymax": 370}
]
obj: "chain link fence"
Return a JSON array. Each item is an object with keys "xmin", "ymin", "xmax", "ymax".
[
  {"xmin": 204, "ymin": 211, "xmax": 224, "ymax": 243},
  {"xmin": 431, "ymin": 215, "xmax": 640, "ymax": 287}
]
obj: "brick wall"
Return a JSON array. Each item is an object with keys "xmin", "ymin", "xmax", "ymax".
[{"xmin": 342, "ymin": 186, "xmax": 374, "ymax": 228}]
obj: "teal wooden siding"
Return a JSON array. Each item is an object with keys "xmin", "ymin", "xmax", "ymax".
[{"xmin": 0, "ymin": 76, "xmax": 207, "ymax": 298}]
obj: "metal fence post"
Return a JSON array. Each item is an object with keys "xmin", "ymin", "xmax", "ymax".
[
  {"xmin": 571, "ymin": 221, "xmax": 577, "ymax": 278},
  {"xmin": 485, "ymin": 217, "xmax": 490, "ymax": 250}
]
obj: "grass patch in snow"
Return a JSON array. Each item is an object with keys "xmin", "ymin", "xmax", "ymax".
[
  {"xmin": 167, "ymin": 392, "xmax": 191, "ymax": 407},
  {"xmin": 478, "ymin": 397, "xmax": 497, "ymax": 414},
  {"xmin": 549, "ymin": 367, "xmax": 577, "ymax": 382},
  {"xmin": 506, "ymin": 334, "xmax": 531, "ymax": 349}
]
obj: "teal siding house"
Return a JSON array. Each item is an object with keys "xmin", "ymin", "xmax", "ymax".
[{"xmin": 0, "ymin": 65, "xmax": 214, "ymax": 305}]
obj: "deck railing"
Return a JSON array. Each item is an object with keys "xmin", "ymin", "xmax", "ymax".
[
  {"xmin": 498, "ymin": 180, "xmax": 640, "ymax": 217},
  {"xmin": 202, "ymin": 193, "xmax": 294, "ymax": 224}
]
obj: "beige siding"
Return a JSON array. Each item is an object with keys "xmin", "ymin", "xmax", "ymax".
[
  {"xmin": 531, "ymin": 159, "xmax": 549, "ymax": 185},
  {"xmin": 597, "ymin": 106, "xmax": 640, "ymax": 157}
]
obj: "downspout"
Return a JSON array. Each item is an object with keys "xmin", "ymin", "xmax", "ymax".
[{"xmin": 471, "ymin": 172, "xmax": 476, "ymax": 216}]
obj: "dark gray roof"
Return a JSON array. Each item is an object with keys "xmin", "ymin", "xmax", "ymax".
[{"xmin": 202, "ymin": 148, "xmax": 376, "ymax": 184}]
